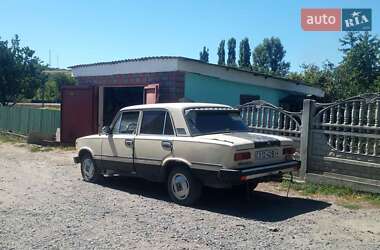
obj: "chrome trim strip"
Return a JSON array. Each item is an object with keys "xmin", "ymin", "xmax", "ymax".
[
  {"xmin": 101, "ymin": 156, "xmax": 133, "ymax": 163},
  {"xmin": 241, "ymin": 161, "xmax": 298, "ymax": 173},
  {"xmin": 135, "ymin": 157, "xmax": 161, "ymax": 162},
  {"xmin": 134, "ymin": 158, "xmax": 161, "ymax": 166},
  {"xmin": 191, "ymin": 164, "xmax": 221, "ymax": 171},
  {"xmin": 245, "ymin": 167, "xmax": 294, "ymax": 180},
  {"xmin": 191, "ymin": 161, "xmax": 223, "ymax": 167}
]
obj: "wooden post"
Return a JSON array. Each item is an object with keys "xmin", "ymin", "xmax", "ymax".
[{"xmin": 299, "ymin": 99, "xmax": 316, "ymax": 179}]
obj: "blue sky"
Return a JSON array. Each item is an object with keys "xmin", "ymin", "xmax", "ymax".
[{"xmin": 1, "ymin": 0, "xmax": 379, "ymax": 71}]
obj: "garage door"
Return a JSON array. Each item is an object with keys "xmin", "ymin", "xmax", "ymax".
[{"xmin": 61, "ymin": 86, "xmax": 98, "ymax": 144}]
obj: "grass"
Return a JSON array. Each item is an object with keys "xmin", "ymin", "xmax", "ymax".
[
  {"xmin": 282, "ymin": 180, "xmax": 380, "ymax": 209},
  {"xmin": 0, "ymin": 132, "xmax": 74, "ymax": 152},
  {"xmin": 29, "ymin": 145, "xmax": 55, "ymax": 153},
  {"xmin": 0, "ymin": 132, "xmax": 25, "ymax": 144}
]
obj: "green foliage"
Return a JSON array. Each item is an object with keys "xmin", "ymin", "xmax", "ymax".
[
  {"xmin": 217, "ymin": 40, "xmax": 225, "ymax": 65},
  {"xmin": 0, "ymin": 35, "xmax": 46, "ymax": 106},
  {"xmin": 238, "ymin": 38, "xmax": 251, "ymax": 70},
  {"xmin": 336, "ymin": 32, "xmax": 380, "ymax": 99},
  {"xmin": 199, "ymin": 46, "xmax": 209, "ymax": 63},
  {"xmin": 289, "ymin": 61, "xmax": 336, "ymax": 101},
  {"xmin": 252, "ymin": 37, "xmax": 290, "ymax": 76},
  {"xmin": 34, "ymin": 72, "xmax": 76, "ymax": 102},
  {"xmin": 227, "ymin": 38, "xmax": 237, "ymax": 67},
  {"xmin": 292, "ymin": 32, "xmax": 380, "ymax": 101}
]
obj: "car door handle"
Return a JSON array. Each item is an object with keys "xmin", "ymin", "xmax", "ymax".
[
  {"xmin": 161, "ymin": 140, "xmax": 172, "ymax": 150},
  {"xmin": 125, "ymin": 139, "xmax": 134, "ymax": 147}
]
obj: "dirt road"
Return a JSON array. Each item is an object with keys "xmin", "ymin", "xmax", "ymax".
[{"xmin": 0, "ymin": 143, "xmax": 379, "ymax": 249}]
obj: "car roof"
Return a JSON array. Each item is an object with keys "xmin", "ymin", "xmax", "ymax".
[{"xmin": 120, "ymin": 102, "xmax": 232, "ymax": 112}]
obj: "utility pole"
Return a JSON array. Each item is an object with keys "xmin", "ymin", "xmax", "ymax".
[{"xmin": 48, "ymin": 49, "xmax": 51, "ymax": 67}]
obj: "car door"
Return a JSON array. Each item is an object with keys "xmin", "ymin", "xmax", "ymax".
[
  {"xmin": 134, "ymin": 110, "xmax": 175, "ymax": 181},
  {"xmin": 101, "ymin": 111, "xmax": 140, "ymax": 174}
]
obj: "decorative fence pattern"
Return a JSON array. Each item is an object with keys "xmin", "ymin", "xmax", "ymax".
[
  {"xmin": 239, "ymin": 100, "xmax": 302, "ymax": 150},
  {"xmin": 313, "ymin": 94, "xmax": 380, "ymax": 161},
  {"xmin": 306, "ymin": 94, "xmax": 380, "ymax": 193},
  {"xmin": 0, "ymin": 106, "xmax": 60, "ymax": 137},
  {"xmin": 239, "ymin": 95, "xmax": 380, "ymax": 194}
]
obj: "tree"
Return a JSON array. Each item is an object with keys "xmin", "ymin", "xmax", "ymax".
[
  {"xmin": 52, "ymin": 72, "xmax": 76, "ymax": 91},
  {"xmin": 238, "ymin": 38, "xmax": 251, "ymax": 70},
  {"xmin": 34, "ymin": 72, "xmax": 77, "ymax": 102},
  {"xmin": 0, "ymin": 35, "xmax": 45, "ymax": 106},
  {"xmin": 336, "ymin": 32, "xmax": 380, "ymax": 98},
  {"xmin": 199, "ymin": 46, "xmax": 209, "ymax": 63},
  {"xmin": 252, "ymin": 37, "xmax": 290, "ymax": 76},
  {"xmin": 289, "ymin": 61, "xmax": 336, "ymax": 101},
  {"xmin": 217, "ymin": 40, "xmax": 225, "ymax": 65},
  {"xmin": 227, "ymin": 38, "xmax": 237, "ymax": 67}
]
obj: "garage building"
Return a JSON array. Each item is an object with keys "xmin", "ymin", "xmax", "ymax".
[{"xmin": 62, "ymin": 56, "xmax": 323, "ymax": 143}]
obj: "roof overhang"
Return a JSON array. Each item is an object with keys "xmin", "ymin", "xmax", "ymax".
[{"xmin": 70, "ymin": 57, "xmax": 324, "ymax": 97}]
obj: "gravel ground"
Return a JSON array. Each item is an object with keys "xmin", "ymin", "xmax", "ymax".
[{"xmin": 0, "ymin": 143, "xmax": 379, "ymax": 250}]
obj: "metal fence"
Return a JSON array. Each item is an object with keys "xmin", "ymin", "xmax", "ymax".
[{"xmin": 0, "ymin": 106, "xmax": 60, "ymax": 137}]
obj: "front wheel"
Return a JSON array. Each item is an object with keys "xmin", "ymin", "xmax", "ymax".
[
  {"xmin": 167, "ymin": 167, "xmax": 202, "ymax": 206},
  {"xmin": 80, "ymin": 154, "xmax": 103, "ymax": 183}
]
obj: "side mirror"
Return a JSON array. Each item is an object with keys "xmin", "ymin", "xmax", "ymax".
[{"xmin": 102, "ymin": 126, "xmax": 112, "ymax": 134}]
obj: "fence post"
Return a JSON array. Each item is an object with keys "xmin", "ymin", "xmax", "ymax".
[{"xmin": 299, "ymin": 99, "xmax": 316, "ymax": 179}]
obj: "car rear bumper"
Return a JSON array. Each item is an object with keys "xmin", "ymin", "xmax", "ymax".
[{"xmin": 218, "ymin": 160, "xmax": 300, "ymax": 184}]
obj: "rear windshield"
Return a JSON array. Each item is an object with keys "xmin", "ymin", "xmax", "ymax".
[{"xmin": 185, "ymin": 109, "xmax": 249, "ymax": 136}]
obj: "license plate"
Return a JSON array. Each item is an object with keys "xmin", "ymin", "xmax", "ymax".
[{"xmin": 255, "ymin": 149, "xmax": 279, "ymax": 161}]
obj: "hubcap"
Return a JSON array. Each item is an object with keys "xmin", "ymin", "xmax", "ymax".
[
  {"xmin": 171, "ymin": 173, "xmax": 190, "ymax": 200},
  {"xmin": 83, "ymin": 158, "xmax": 95, "ymax": 180}
]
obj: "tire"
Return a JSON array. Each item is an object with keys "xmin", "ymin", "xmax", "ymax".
[
  {"xmin": 167, "ymin": 166, "xmax": 202, "ymax": 206},
  {"xmin": 80, "ymin": 154, "xmax": 103, "ymax": 183}
]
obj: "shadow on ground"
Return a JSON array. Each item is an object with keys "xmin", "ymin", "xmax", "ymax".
[{"xmin": 99, "ymin": 176, "xmax": 331, "ymax": 222}]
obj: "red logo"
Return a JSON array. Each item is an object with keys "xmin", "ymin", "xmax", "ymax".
[{"xmin": 301, "ymin": 9, "xmax": 341, "ymax": 31}]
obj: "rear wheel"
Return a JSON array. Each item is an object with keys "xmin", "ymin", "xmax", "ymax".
[
  {"xmin": 167, "ymin": 167, "xmax": 202, "ymax": 206},
  {"xmin": 80, "ymin": 154, "xmax": 103, "ymax": 183}
]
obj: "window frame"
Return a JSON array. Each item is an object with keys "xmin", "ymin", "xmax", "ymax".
[
  {"xmin": 137, "ymin": 109, "xmax": 176, "ymax": 136},
  {"xmin": 110, "ymin": 110, "xmax": 141, "ymax": 135}
]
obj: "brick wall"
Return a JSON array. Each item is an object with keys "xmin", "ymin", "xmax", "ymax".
[{"xmin": 76, "ymin": 71, "xmax": 185, "ymax": 103}]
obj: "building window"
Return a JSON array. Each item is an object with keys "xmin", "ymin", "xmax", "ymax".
[{"xmin": 240, "ymin": 95, "xmax": 260, "ymax": 105}]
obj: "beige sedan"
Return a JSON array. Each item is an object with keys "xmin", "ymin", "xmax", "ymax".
[{"xmin": 74, "ymin": 103, "xmax": 299, "ymax": 205}]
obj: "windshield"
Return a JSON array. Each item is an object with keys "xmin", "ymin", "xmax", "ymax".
[{"xmin": 185, "ymin": 109, "xmax": 249, "ymax": 136}]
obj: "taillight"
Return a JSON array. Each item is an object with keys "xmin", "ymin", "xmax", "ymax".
[
  {"xmin": 234, "ymin": 152, "xmax": 251, "ymax": 161},
  {"xmin": 283, "ymin": 147, "xmax": 296, "ymax": 155}
]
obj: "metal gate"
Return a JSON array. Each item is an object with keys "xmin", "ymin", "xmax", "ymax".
[{"xmin": 239, "ymin": 100, "xmax": 302, "ymax": 150}]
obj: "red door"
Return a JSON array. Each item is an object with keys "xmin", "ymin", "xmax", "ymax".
[
  {"xmin": 144, "ymin": 84, "xmax": 159, "ymax": 104},
  {"xmin": 61, "ymin": 86, "xmax": 98, "ymax": 144}
]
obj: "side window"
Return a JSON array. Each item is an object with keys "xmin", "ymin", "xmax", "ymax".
[
  {"xmin": 140, "ymin": 111, "xmax": 166, "ymax": 134},
  {"xmin": 113, "ymin": 112, "xmax": 139, "ymax": 134},
  {"xmin": 164, "ymin": 113, "xmax": 174, "ymax": 135},
  {"xmin": 119, "ymin": 112, "xmax": 140, "ymax": 134}
]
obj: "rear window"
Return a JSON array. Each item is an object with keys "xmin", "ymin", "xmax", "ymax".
[{"xmin": 185, "ymin": 109, "xmax": 248, "ymax": 136}]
